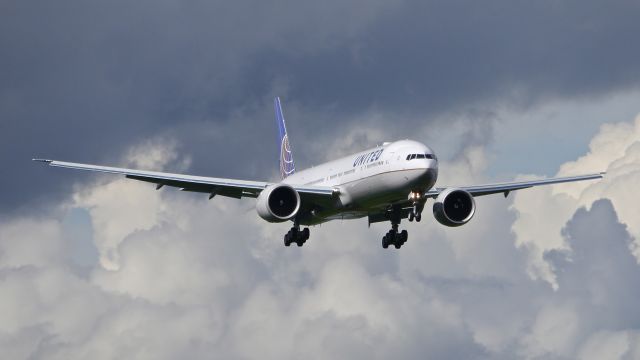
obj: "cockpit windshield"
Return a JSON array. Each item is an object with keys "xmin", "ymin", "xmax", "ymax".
[{"xmin": 406, "ymin": 153, "xmax": 436, "ymax": 161}]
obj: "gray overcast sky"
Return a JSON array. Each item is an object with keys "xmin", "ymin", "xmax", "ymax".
[
  {"xmin": 2, "ymin": 0, "xmax": 640, "ymax": 215},
  {"xmin": 2, "ymin": 1, "xmax": 640, "ymax": 359}
]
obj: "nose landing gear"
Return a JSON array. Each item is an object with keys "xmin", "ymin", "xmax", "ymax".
[{"xmin": 408, "ymin": 191, "xmax": 424, "ymax": 222}]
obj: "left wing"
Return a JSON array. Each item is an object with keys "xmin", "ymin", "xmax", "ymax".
[
  {"xmin": 33, "ymin": 159, "xmax": 334, "ymax": 200},
  {"xmin": 425, "ymin": 172, "xmax": 606, "ymax": 198},
  {"xmin": 368, "ymin": 172, "xmax": 605, "ymax": 224}
]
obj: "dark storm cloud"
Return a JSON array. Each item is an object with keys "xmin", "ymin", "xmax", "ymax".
[
  {"xmin": 546, "ymin": 199, "xmax": 640, "ymax": 329},
  {"xmin": 2, "ymin": 0, "xmax": 639, "ymax": 214},
  {"xmin": 284, "ymin": 0, "xmax": 640, "ymax": 112}
]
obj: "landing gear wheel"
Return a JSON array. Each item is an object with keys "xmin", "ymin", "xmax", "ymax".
[
  {"xmin": 284, "ymin": 224, "xmax": 310, "ymax": 247},
  {"xmin": 400, "ymin": 230, "xmax": 408, "ymax": 244},
  {"xmin": 381, "ymin": 228, "xmax": 409, "ymax": 249},
  {"xmin": 284, "ymin": 232, "xmax": 292, "ymax": 247},
  {"xmin": 379, "ymin": 205, "xmax": 415, "ymax": 249},
  {"xmin": 382, "ymin": 234, "xmax": 389, "ymax": 249},
  {"xmin": 415, "ymin": 212, "xmax": 421, "ymax": 222}
]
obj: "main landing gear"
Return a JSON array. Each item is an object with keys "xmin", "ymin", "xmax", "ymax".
[
  {"xmin": 284, "ymin": 222, "xmax": 310, "ymax": 247},
  {"xmin": 382, "ymin": 206, "xmax": 409, "ymax": 249},
  {"xmin": 382, "ymin": 227, "xmax": 408, "ymax": 249}
]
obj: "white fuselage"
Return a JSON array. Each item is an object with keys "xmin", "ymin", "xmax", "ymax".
[{"xmin": 282, "ymin": 140, "xmax": 438, "ymax": 225}]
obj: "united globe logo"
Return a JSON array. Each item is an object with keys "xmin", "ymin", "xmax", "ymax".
[{"xmin": 280, "ymin": 134, "xmax": 295, "ymax": 179}]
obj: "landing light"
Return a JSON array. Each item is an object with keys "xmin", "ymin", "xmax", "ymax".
[{"xmin": 408, "ymin": 191, "xmax": 423, "ymax": 201}]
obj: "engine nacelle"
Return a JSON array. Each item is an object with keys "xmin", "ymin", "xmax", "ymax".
[
  {"xmin": 256, "ymin": 184, "xmax": 301, "ymax": 222},
  {"xmin": 433, "ymin": 188, "xmax": 476, "ymax": 227}
]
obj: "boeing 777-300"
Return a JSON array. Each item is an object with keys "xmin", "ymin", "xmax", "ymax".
[{"xmin": 34, "ymin": 98, "xmax": 604, "ymax": 249}]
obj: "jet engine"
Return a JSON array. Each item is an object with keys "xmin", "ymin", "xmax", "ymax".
[
  {"xmin": 433, "ymin": 188, "xmax": 476, "ymax": 227},
  {"xmin": 256, "ymin": 184, "xmax": 301, "ymax": 222}
]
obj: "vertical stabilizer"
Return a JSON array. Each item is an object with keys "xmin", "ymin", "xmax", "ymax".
[{"xmin": 275, "ymin": 97, "xmax": 295, "ymax": 179}]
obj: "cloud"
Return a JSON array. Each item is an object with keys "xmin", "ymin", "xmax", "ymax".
[
  {"xmin": 577, "ymin": 331, "xmax": 640, "ymax": 360},
  {"xmin": 511, "ymin": 114, "xmax": 640, "ymax": 285},
  {"xmin": 2, "ymin": 0, "xmax": 640, "ymax": 357},
  {"xmin": 2, "ymin": 112, "xmax": 640, "ymax": 358},
  {"xmin": 520, "ymin": 199, "xmax": 640, "ymax": 359},
  {"xmin": 3, "ymin": 0, "xmax": 640, "ymax": 214}
]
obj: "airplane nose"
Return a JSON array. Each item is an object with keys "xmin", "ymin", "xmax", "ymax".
[
  {"xmin": 407, "ymin": 165, "xmax": 433, "ymax": 187},
  {"xmin": 415, "ymin": 163, "xmax": 438, "ymax": 188},
  {"xmin": 418, "ymin": 166, "xmax": 430, "ymax": 181}
]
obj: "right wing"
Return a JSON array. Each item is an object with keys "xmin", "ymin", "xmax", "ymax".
[
  {"xmin": 424, "ymin": 172, "xmax": 606, "ymax": 198},
  {"xmin": 33, "ymin": 159, "xmax": 335, "ymax": 200},
  {"xmin": 367, "ymin": 172, "xmax": 605, "ymax": 224}
]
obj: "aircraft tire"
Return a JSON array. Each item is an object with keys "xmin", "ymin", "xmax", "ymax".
[{"xmin": 382, "ymin": 235, "xmax": 389, "ymax": 249}]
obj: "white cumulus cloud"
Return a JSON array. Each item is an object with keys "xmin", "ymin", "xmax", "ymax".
[{"xmin": 1, "ymin": 114, "xmax": 640, "ymax": 359}]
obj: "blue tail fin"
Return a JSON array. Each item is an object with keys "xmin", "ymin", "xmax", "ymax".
[{"xmin": 275, "ymin": 97, "xmax": 295, "ymax": 179}]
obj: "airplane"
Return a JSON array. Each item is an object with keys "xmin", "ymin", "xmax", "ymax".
[{"xmin": 34, "ymin": 97, "xmax": 605, "ymax": 249}]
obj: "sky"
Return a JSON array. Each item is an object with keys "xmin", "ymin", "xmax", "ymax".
[{"xmin": 1, "ymin": 0, "xmax": 640, "ymax": 359}]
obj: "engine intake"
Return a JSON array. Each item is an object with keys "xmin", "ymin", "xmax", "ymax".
[
  {"xmin": 433, "ymin": 188, "xmax": 476, "ymax": 227},
  {"xmin": 256, "ymin": 184, "xmax": 301, "ymax": 222}
]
